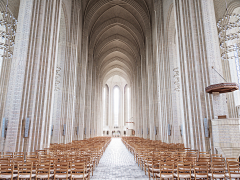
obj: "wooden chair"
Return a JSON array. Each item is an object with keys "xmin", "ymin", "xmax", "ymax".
[
  {"xmin": 36, "ymin": 162, "xmax": 54, "ymax": 180},
  {"xmin": 12, "ymin": 157, "xmax": 24, "ymax": 174},
  {"xmin": 148, "ymin": 157, "xmax": 161, "ymax": 179},
  {"xmin": 74, "ymin": 156, "xmax": 92, "ymax": 176},
  {"xmin": 174, "ymin": 162, "xmax": 192, "ymax": 180},
  {"xmin": 156, "ymin": 161, "xmax": 174, "ymax": 180},
  {"xmin": 70, "ymin": 162, "xmax": 89, "ymax": 180},
  {"xmin": 26, "ymin": 157, "xmax": 39, "ymax": 174},
  {"xmin": 209, "ymin": 161, "xmax": 226, "ymax": 180},
  {"xmin": 54, "ymin": 162, "xmax": 70, "ymax": 180},
  {"xmin": 226, "ymin": 161, "xmax": 240, "ymax": 179},
  {"xmin": 17, "ymin": 162, "xmax": 36, "ymax": 179},
  {"xmin": 144, "ymin": 154, "xmax": 153, "ymax": 176},
  {"xmin": 0, "ymin": 163, "xmax": 18, "ymax": 179},
  {"xmin": 137, "ymin": 149, "xmax": 146, "ymax": 169},
  {"xmin": 192, "ymin": 163, "xmax": 209, "ymax": 180}
]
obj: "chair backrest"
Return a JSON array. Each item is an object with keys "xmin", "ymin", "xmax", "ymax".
[
  {"xmin": 159, "ymin": 161, "xmax": 174, "ymax": 174},
  {"xmin": 198, "ymin": 157, "xmax": 211, "ymax": 163},
  {"xmin": 183, "ymin": 157, "xmax": 197, "ymax": 163},
  {"xmin": 12, "ymin": 157, "xmax": 24, "ymax": 164},
  {"xmin": 212, "ymin": 157, "xmax": 225, "ymax": 162},
  {"xmin": 211, "ymin": 154, "xmax": 222, "ymax": 158},
  {"xmin": 54, "ymin": 162, "xmax": 69, "ymax": 174},
  {"xmin": 211, "ymin": 161, "xmax": 226, "ymax": 172},
  {"xmin": 71, "ymin": 162, "xmax": 86, "ymax": 174},
  {"xmin": 177, "ymin": 162, "xmax": 192, "ymax": 172},
  {"xmin": 226, "ymin": 158, "xmax": 238, "ymax": 163},
  {"xmin": 210, "ymin": 161, "xmax": 226, "ymax": 179},
  {"xmin": 0, "ymin": 163, "xmax": 14, "ymax": 177},
  {"xmin": 0, "ymin": 156, "xmax": 10, "ymax": 164},
  {"xmin": 3, "ymin": 152, "xmax": 13, "ymax": 157},
  {"xmin": 36, "ymin": 162, "xmax": 51, "ymax": 175},
  {"xmin": 26, "ymin": 154, "xmax": 38, "ymax": 160},
  {"xmin": 193, "ymin": 164, "xmax": 209, "ymax": 177},
  {"xmin": 195, "ymin": 161, "xmax": 209, "ymax": 166},
  {"xmin": 176, "ymin": 162, "xmax": 192, "ymax": 180},
  {"xmin": 199, "ymin": 152, "xmax": 211, "ymax": 158},
  {"xmin": 26, "ymin": 157, "xmax": 39, "ymax": 167},
  {"xmin": 186, "ymin": 150, "xmax": 198, "ymax": 159},
  {"xmin": 18, "ymin": 162, "xmax": 33, "ymax": 176},
  {"xmin": 228, "ymin": 161, "xmax": 240, "ymax": 173}
]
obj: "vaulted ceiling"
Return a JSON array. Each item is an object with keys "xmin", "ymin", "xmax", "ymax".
[
  {"xmin": 2, "ymin": 0, "xmax": 153, "ymax": 87},
  {"xmin": 83, "ymin": 0, "xmax": 152, "ymax": 86}
]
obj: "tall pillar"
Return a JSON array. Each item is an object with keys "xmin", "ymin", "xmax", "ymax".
[
  {"xmin": 174, "ymin": 0, "xmax": 227, "ymax": 151},
  {"xmin": 200, "ymin": 0, "xmax": 235, "ymax": 154},
  {"xmin": 84, "ymin": 59, "xmax": 93, "ymax": 139},
  {"xmin": 3, "ymin": 0, "xmax": 61, "ymax": 152},
  {"xmin": 96, "ymin": 80, "xmax": 103, "ymax": 136},
  {"xmin": 141, "ymin": 58, "xmax": 148, "ymax": 139}
]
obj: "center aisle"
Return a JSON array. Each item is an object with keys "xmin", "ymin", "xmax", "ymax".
[{"xmin": 92, "ymin": 138, "xmax": 149, "ymax": 180}]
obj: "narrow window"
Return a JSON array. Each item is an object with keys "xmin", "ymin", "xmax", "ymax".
[
  {"xmin": 113, "ymin": 86, "xmax": 120, "ymax": 126},
  {"xmin": 102, "ymin": 87, "xmax": 106, "ymax": 126}
]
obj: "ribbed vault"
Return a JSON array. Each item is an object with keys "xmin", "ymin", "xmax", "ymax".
[{"xmin": 84, "ymin": 0, "xmax": 150, "ymax": 86}]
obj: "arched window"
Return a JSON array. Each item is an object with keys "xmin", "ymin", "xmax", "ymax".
[
  {"xmin": 124, "ymin": 85, "xmax": 131, "ymax": 126},
  {"xmin": 113, "ymin": 86, "xmax": 120, "ymax": 126},
  {"xmin": 128, "ymin": 87, "xmax": 131, "ymax": 121},
  {"xmin": 103, "ymin": 87, "xmax": 106, "ymax": 125},
  {"xmin": 102, "ymin": 84, "xmax": 109, "ymax": 126}
]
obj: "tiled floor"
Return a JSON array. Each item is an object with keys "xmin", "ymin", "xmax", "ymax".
[{"xmin": 91, "ymin": 138, "xmax": 149, "ymax": 180}]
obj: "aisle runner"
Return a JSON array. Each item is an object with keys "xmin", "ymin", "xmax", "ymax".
[{"xmin": 92, "ymin": 138, "xmax": 149, "ymax": 180}]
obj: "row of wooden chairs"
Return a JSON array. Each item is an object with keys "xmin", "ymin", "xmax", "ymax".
[
  {"xmin": 0, "ymin": 136, "xmax": 111, "ymax": 180},
  {"xmin": 0, "ymin": 161, "xmax": 88, "ymax": 180},
  {"xmin": 146, "ymin": 159, "xmax": 240, "ymax": 180},
  {"xmin": 122, "ymin": 137, "xmax": 240, "ymax": 180}
]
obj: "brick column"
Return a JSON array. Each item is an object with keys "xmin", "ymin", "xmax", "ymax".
[
  {"xmin": 4, "ymin": 0, "xmax": 61, "ymax": 152},
  {"xmin": 173, "ymin": 0, "xmax": 227, "ymax": 151}
]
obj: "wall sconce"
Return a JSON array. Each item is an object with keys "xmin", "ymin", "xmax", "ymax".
[
  {"xmin": 63, "ymin": 124, "xmax": 66, "ymax": 136},
  {"xmin": 1, "ymin": 118, "xmax": 8, "ymax": 138},
  {"xmin": 51, "ymin": 125, "xmax": 54, "ymax": 136},
  {"xmin": 168, "ymin": 124, "xmax": 172, "ymax": 136},
  {"xmin": 76, "ymin": 126, "xmax": 79, "ymax": 135},
  {"xmin": 204, "ymin": 118, "xmax": 209, "ymax": 138}
]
